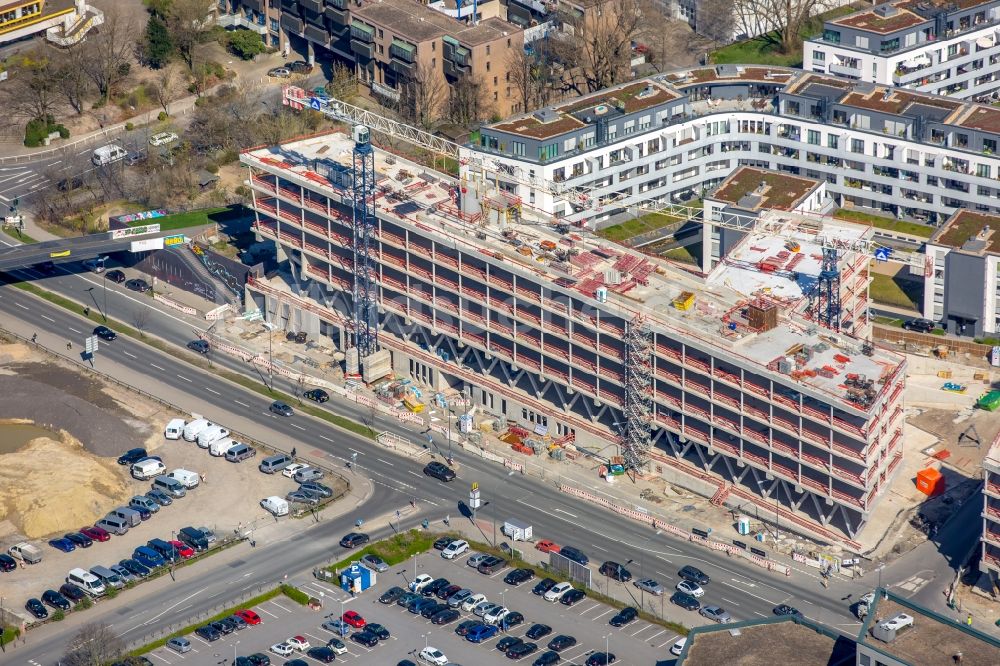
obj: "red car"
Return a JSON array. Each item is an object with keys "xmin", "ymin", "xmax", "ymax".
[
  {"xmin": 536, "ymin": 540, "xmax": 561, "ymax": 553},
  {"xmin": 169, "ymin": 540, "xmax": 195, "ymax": 559},
  {"xmin": 235, "ymin": 609, "xmax": 262, "ymax": 625},
  {"xmin": 80, "ymin": 525, "xmax": 111, "ymax": 542},
  {"xmin": 342, "ymin": 610, "xmax": 366, "ymax": 628}
]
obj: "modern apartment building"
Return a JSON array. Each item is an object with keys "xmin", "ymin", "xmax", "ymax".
[
  {"xmin": 924, "ymin": 209, "xmax": 1000, "ymax": 336},
  {"xmin": 982, "ymin": 435, "xmax": 1000, "ymax": 591},
  {"xmin": 217, "ymin": 0, "xmax": 524, "ymax": 117},
  {"xmin": 805, "ymin": 0, "xmax": 1000, "ymax": 101},
  {"xmin": 0, "ymin": 0, "xmax": 101, "ymax": 46},
  {"xmin": 464, "ymin": 64, "xmax": 1000, "ymax": 233},
  {"xmin": 241, "ymin": 127, "xmax": 906, "ymax": 542}
]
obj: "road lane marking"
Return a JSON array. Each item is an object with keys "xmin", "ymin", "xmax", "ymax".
[
  {"xmin": 721, "ymin": 597, "xmax": 741, "ymax": 606},
  {"xmin": 290, "ymin": 423, "xmax": 305, "ymax": 430},
  {"xmin": 176, "ymin": 375, "xmax": 192, "ymax": 382},
  {"xmin": 319, "ymin": 435, "xmax": 334, "ymax": 442},
  {"xmin": 205, "ymin": 388, "xmax": 220, "ymax": 395},
  {"xmin": 719, "ymin": 580, "xmax": 779, "ymax": 605},
  {"xmin": 590, "ymin": 543, "xmax": 608, "ymax": 552},
  {"xmin": 554, "ymin": 508, "xmax": 577, "ymax": 518},
  {"xmin": 69, "ymin": 327, "xmax": 81, "ymax": 333},
  {"xmin": 150, "ymin": 363, "xmax": 165, "ymax": 371},
  {"xmin": 407, "ymin": 471, "xmax": 421, "ymax": 477},
  {"xmin": 235, "ymin": 400, "xmax": 249, "ymax": 407},
  {"xmin": 15, "ymin": 302, "xmax": 28, "ymax": 310},
  {"xmin": 142, "ymin": 590, "xmax": 204, "ymax": 626},
  {"xmin": 41, "ymin": 314, "xmax": 54, "ymax": 322},
  {"xmin": 376, "ymin": 458, "xmax": 394, "ymax": 466},
  {"xmin": 123, "ymin": 351, "xmax": 136, "ymax": 358}
]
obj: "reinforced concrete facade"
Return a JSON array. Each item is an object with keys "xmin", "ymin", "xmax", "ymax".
[
  {"xmin": 806, "ymin": 0, "xmax": 1000, "ymax": 101},
  {"xmin": 983, "ymin": 436, "xmax": 1000, "ymax": 589},
  {"xmin": 240, "ymin": 131, "xmax": 906, "ymax": 542},
  {"xmin": 464, "ymin": 64, "xmax": 1000, "ymax": 231}
]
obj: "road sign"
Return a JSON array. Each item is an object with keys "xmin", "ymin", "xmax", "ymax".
[
  {"xmin": 874, "ymin": 247, "xmax": 891, "ymax": 262},
  {"xmin": 310, "ymin": 97, "xmax": 322, "ymax": 110},
  {"xmin": 85, "ymin": 336, "xmax": 98, "ymax": 354}
]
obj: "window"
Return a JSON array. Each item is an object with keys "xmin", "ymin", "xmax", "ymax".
[
  {"xmin": 486, "ymin": 45, "xmax": 490, "ymax": 55},
  {"xmin": 985, "ymin": 138, "xmax": 997, "ymax": 153},
  {"xmin": 486, "ymin": 61, "xmax": 491, "ymax": 72},
  {"xmin": 851, "ymin": 138, "xmax": 864, "ymax": 154},
  {"xmin": 378, "ymin": 44, "xmax": 383, "ymax": 54},
  {"xmin": 823, "ymin": 29, "xmax": 841, "ymax": 43},
  {"xmin": 539, "ymin": 143, "xmax": 559, "ymax": 161},
  {"xmin": 978, "ymin": 164, "xmax": 991, "ymax": 178},
  {"xmin": 378, "ymin": 28, "xmax": 383, "ymax": 38},
  {"xmin": 813, "ymin": 51, "xmax": 825, "ymax": 62},
  {"xmin": 507, "ymin": 38, "xmax": 511, "ymax": 47},
  {"xmin": 827, "ymin": 135, "xmax": 838, "ymax": 150},
  {"xmin": 639, "ymin": 115, "xmax": 650, "ymax": 130},
  {"xmin": 856, "ymin": 36, "xmax": 868, "ymax": 49},
  {"xmin": 432, "ymin": 57, "xmax": 435, "ymax": 66},
  {"xmin": 623, "ymin": 120, "xmax": 635, "ymax": 135},
  {"xmin": 493, "ymin": 91, "xmax": 498, "ymax": 101},
  {"xmin": 432, "ymin": 41, "xmax": 436, "ymax": 51},
  {"xmin": 881, "ymin": 38, "xmax": 899, "ymax": 53},
  {"xmin": 493, "ymin": 76, "xmax": 497, "ymax": 85},
  {"xmin": 505, "ymin": 72, "xmax": 510, "ymax": 81},
  {"xmin": 512, "ymin": 141, "xmax": 525, "ymax": 156},
  {"xmin": 807, "ymin": 130, "xmax": 820, "ymax": 145},
  {"xmin": 270, "ymin": 18, "xmax": 278, "ymax": 31}
]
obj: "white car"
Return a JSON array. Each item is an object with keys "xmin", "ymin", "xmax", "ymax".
[
  {"xmin": 149, "ymin": 131, "xmax": 178, "ymax": 146},
  {"xmin": 270, "ymin": 643, "xmax": 293, "ymax": 656},
  {"xmin": 410, "ymin": 573, "xmax": 435, "ymax": 593},
  {"xmin": 442, "ymin": 539, "xmax": 469, "ymax": 559},
  {"xmin": 461, "ymin": 592, "xmax": 487, "ymax": 612},
  {"xmin": 326, "ymin": 638, "xmax": 348, "ymax": 654},
  {"xmin": 286, "ymin": 635, "xmax": 310, "ymax": 651},
  {"xmin": 670, "ymin": 637, "xmax": 687, "ymax": 656},
  {"xmin": 419, "ymin": 646, "xmax": 448, "ymax": 665},
  {"xmin": 676, "ymin": 580, "xmax": 705, "ymax": 598},
  {"xmin": 544, "ymin": 581, "xmax": 574, "ymax": 602},
  {"xmin": 483, "ymin": 605, "xmax": 509, "ymax": 625},
  {"xmin": 282, "ymin": 462, "xmax": 308, "ymax": 478}
]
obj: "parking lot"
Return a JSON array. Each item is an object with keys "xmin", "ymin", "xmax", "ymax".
[
  {"xmin": 142, "ymin": 538, "xmax": 679, "ymax": 665},
  {"xmin": 2, "ymin": 417, "xmax": 338, "ymax": 617}
]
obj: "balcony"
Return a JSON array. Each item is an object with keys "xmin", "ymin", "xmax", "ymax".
[
  {"xmin": 350, "ymin": 20, "xmax": 374, "ymax": 42},
  {"xmin": 388, "ymin": 58, "xmax": 414, "ymax": 76},
  {"xmin": 829, "ymin": 62, "xmax": 861, "ymax": 77},
  {"xmin": 299, "ymin": 0, "xmax": 322, "ymax": 11},
  {"xmin": 451, "ymin": 45, "xmax": 471, "ymax": 67},
  {"xmin": 304, "ymin": 23, "xmax": 329, "ymax": 45},
  {"xmin": 390, "ymin": 40, "xmax": 416, "ymax": 63},
  {"xmin": 325, "ymin": 0, "xmax": 347, "ymax": 8},
  {"xmin": 279, "ymin": 14, "xmax": 304, "ymax": 34},
  {"xmin": 325, "ymin": 6, "xmax": 348, "ymax": 26}
]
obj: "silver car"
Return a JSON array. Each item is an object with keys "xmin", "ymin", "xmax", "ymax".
[
  {"xmin": 634, "ymin": 578, "xmax": 665, "ymax": 596},
  {"xmin": 448, "ymin": 588, "xmax": 473, "ymax": 608},
  {"xmin": 699, "ymin": 605, "xmax": 733, "ymax": 624},
  {"xmin": 361, "ymin": 553, "xmax": 388, "ymax": 572},
  {"xmin": 167, "ymin": 636, "xmax": 192, "ymax": 653},
  {"xmin": 467, "ymin": 552, "xmax": 490, "ymax": 568}
]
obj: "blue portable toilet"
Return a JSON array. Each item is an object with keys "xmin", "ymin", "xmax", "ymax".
[{"xmin": 340, "ymin": 562, "xmax": 375, "ymax": 595}]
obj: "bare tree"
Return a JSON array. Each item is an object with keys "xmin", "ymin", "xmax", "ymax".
[
  {"xmin": 732, "ymin": 0, "xmax": 834, "ymax": 53},
  {"xmin": 62, "ymin": 623, "xmax": 125, "ymax": 666},
  {"xmin": 325, "ymin": 62, "xmax": 358, "ymax": 102},
  {"xmin": 82, "ymin": 7, "xmax": 137, "ymax": 101},
  {"xmin": 133, "ymin": 307, "xmax": 150, "ymax": 336},
  {"xmin": 694, "ymin": 0, "xmax": 737, "ymax": 45},
  {"xmin": 165, "ymin": 0, "xmax": 216, "ymax": 70},
  {"xmin": 447, "ymin": 73, "xmax": 491, "ymax": 126},
  {"xmin": 0, "ymin": 49, "xmax": 60, "ymax": 123},
  {"xmin": 399, "ymin": 61, "xmax": 448, "ymax": 129},
  {"xmin": 54, "ymin": 43, "xmax": 93, "ymax": 115},
  {"xmin": 147, "ymin": 69, "xmax": 178, "ymax": 114},
  {"xmin": 556, "ymin": 0, "xmax": 642, "ymax": 93}
]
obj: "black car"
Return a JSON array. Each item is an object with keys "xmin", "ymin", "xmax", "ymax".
[
  {"xmin": 340, "ymin": 532, "xmax": 370, "ymax": 548},
  {"xmin": 609, "ymin": 606, "xmax": 639, "ymax": 627},
  {"xmin": 437, "ymin": 584, "xmax": 462, "ymax": 600},
  {"xmin": 433, "ymin": 536, "xmax": 454, "ymax": 551},
  {"xmin": 366, "ymin": 623, "xmax": 389, "ymax": 640},
  {"xmin": 396, "ymin": 591, "xmax": 422, "ymax": 607},
  {"xmin": 228, "ymin": 614, "xmax": 248, "ymax": 631},
  {"xmin": 64, "ymin": 532, "xmax": 93, "ymax": 548},
  {"xmin": 286, "ymin": 60, "xmax": 313, "ymax": 73},
  {"xmin": 146, "ymin": 488, "xmax": 173, "ymax": 506},
  {"xmin": 670, "ymin": 591, "xmax": 701, "ymax": 611},
  {"xmin": 304, "ymin": 388, "xmax": 329, "ymax": 403},
  {"xmin": 187, "ymin": 340, "xmax": 210, "ymax": 354},
  {"xmin": 0, "ymin": 553, "xmax": 16, "ymax": 571},
  {"xmin": 379, "ymin": 586, "xmax": 406, "ymax": 604},
  {"xmin": 286, "ymin": 661, "xmax": 308, "ymax": 666},
  {"xmin": 533, "ymin": 652, "xmax": 561, "ymax": 666},
  {"xmin": 25, "ymin": 598, "xmax": 48, "ymax": 618},
  {"xmin": 93, "ymin": 325, "xmax": 117, "ymax": 341},
  {"xmin": 120, "ymin": 558, "xmax": 151, "ymax": 577},
  {"xmin": 547, "ymin": 635, "xmax": 577, "ymax": 652},
  {"xmin": 421, "ymin": 602, "xmax": 449, "ymax": 619},
  {"xmin": 105, "ymin": 269, "xmax": 126, "ymax": 283},
  {"xmin": 456, "ymin": 619, "xmax": 483, "ymax": 636},
  {"xmin": 585, "ymin": 653, "xmax": 617, "ymax": 666},
  {"xmin": 503, "ymin": 611, "xmax": 524, "ymax": 628},
  {"xmin": 507, "ymin": 642, "xmax": 538, "ymax": 659},
  {"xmin": 560, "ymin": 589, "xmax": 586, "ymax": 606},
  {"xmin": 423, "ymin": 577, "xmax": 450, "ymax": 596},
  {"xmin": 59, "ymin": 583, "xmax": 86, "ymax": 603},
  {"xmin": 431, "ymin": 608, "xmax": 460, "ymax": 625},
  {"xmin": 351, "ymin": 631, "xmax": 379, "ymax": 647},
  {"xmin": 504, "ymin": 568, "xmax": 535, "ymax": 586},
  {"xmin": 306, "ymin": 647, "xmax": 337, "ymax": 663},
  {"xmin": 213, "ymin": 618, "xmax": 237, "ymax": 634},
  {"xmin": 269, "ymin": 400, "xmax": 294, "ymax": 416},
  {"xmin": 526, "ymin": 624, "xmax": 552, "ymax": 640},
  {"xmin": 478, "ymin": 555, "xmax": 506, "ymax": 574},
  {"xmin": 678, "ymin": 565, "xmax": 710, "ymax": 585},
  {"xmin": 42, "ymin": 589, "xmax": 71, "ymax": 610},
  {"xmin": 599, "ymin": 561, "xmax": 632, "ymax": 582},
  {"xmin": 533, "ymin": 578, "xmax": 557, "ymax": 596},
  {"xmin": 497, "ymin": 636, "xmax": 524, "ymax": 652},
  {"xmin": 903, "ymin": 318, "xmax": 935, "ymax": 333},
  {"xmin": 125, "ymin": 278, "xmax": 150, "ymax": 293},
  {"xmin": 194, "ymin": 624, "xmax": 221, "ymax": 641},
  {"xmin": 423, "ymin": 461, "xmax": 456, "ymax": 482},
  {"xmin": 300, "ymin": 481, "xmax": 334, "ymax": 498},
  {"xmin": 397, "ymin": 662, "xmax": 417, "ymax": 666},
  {"xmin": 559, "ymin": 546, "xmax": 589, "ymax": 566},
  {"xmin": 247, "ymin": 655, "xmax": 271, "ymax": 666},
  {"xmin": 117, "ymin": 447, "xmax": 147, "ymax": 465},
  {"xmin": 773, "ymin": 604, "xmax": 801, "ymax": 616}
]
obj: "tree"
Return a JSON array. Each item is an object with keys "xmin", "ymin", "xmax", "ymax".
[
  {"xmin": 53, "ymin": 43, "xmax": 93, "ymax": 115},
  {"xmin": 227, "ymin": 29, "xmax": 266, "ymax": 60},
  {"xmin": 147, "ymin": 69, "xmax": 177, "ymax": 113},
  {"xmin": 62, "ymin": 623, "xmax": 125, "ymax": 666},
  {"xmin": 732, "ymin": 0, "xmax": 833, "ymax": 53},
  {"xmin": 694, "ymin": 0, "xmax": 736, "ymax": 44},
  {"xmin": 399, "ymin": 61, "xmax": 447, "ymax": 129},
  {"xmin": 142, "ymin": 14, "xmax": 174, "ymax": 68},
  {"xmin": 81, "ymin": 7, "xmax": 137, "ymax": 101},
  {"xmin": 555, "ymin": 0, "xmax": 642, "ymax": 92},
  {"xmin": 508, "ymin": 47, "xmax": 558, "ymax": 115},
  {"xmin": 325, "ymin": 62, "xmax": 358, "ymax": 102},
  {"xmin": 447, "ymin": 73, "xmax": 491, "ymax": 126},
  {"xmin": 133, "ymin": 307, "xmax": 150, "ymax": 336},
  {"xmin": 0, "ymin": 50, "xmax": 59, "ymax": 122},
  {"xmin": 164, "ymin": 0, "xmax": 216, "ymax": 70}
]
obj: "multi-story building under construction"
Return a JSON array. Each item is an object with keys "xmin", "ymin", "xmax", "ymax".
[{"xmin": 240, "ymin": 129, "xmax": 906, "ymax": 543}]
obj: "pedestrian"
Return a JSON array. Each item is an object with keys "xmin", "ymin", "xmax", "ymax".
[
  {"xmin": 291, "ymin": 447, "xmax": 297, "ymax": 457},
  {"xmin": 966, "ymin": 614, "xmax": 973, "ymax": 626},
  {"xmin": 66, "ymin": 341, "xmax": 72, "ymax": 351},
  {"xmin": 444, "ymin": 514, "xmax": 450, "ymax": 526},
  {"xmin": 83, "ymin": 306, "xmax": 90, "ymax": 316},
  {"xmin": 31, "ymin": 333, "xmax": 36, "ymax": 344},
  {"xmin": 200, "ymin": 473, "xmax": 206, "ymax": 484}
]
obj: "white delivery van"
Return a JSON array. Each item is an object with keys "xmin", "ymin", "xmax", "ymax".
[
  {"xmin": 164, "ymin": 418, "xmax": 186, "ymax": 440},
  {"xmin": 209, "ymin": 436, "xmax": 235, "ymax": 457},
  {"xmin": 197, "ymin": 425, "xmax": 229, "ymax": 449},
  {"xmin": 182, "ymin": 418, "xmax": 213, "ymax": 442},
  {"xmin": 67, "ymin": 567, "xmax": 106, "ymax": 596},
  {"xmin": 91, "ymin": 143, "xmax": 127, "ymax": 166},
  {"xmin": 260, "ymin": 496, "xmax": 289, "ymax": 516},
  {"xmin": 167, "ymin": 468, "xmax": 200, "ymax": 488},
  {"xmin": 132, "ymin": 459, "xmax": 166, "ymax": 480}
]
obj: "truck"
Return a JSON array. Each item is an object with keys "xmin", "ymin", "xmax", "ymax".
[
  {"xmin": 501, "ymin": 518, "xmax": 533, "ymax": 542},
  {"xmin": 8, "ymin": 542, "xmax": 42, "ymax": 564}
]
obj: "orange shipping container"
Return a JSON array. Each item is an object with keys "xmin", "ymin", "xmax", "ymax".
[{"xmin": 915, "ymin": 467, "xmax": 945, "ymax": 496}]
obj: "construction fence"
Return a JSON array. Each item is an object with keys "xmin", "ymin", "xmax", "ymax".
[{"xmin": 874, "ymin": 325, "xmax": 993, "ymax": 361}]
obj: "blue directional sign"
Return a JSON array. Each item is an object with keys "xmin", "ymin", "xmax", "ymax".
[
  {"xmin": 874, "ymin": 247, "xmax": 892, "ymax": 262},
  {"xmin": 309, "ymin": 97, "xmax": 322, "ymax": 110}
]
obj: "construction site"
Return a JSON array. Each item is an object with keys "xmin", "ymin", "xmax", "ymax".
[{"xmin": 233, "ymin": 90, "xmax": 917, "ymax": 543}]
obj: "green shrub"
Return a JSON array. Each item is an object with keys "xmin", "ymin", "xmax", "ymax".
[
  {"xmin": 280, "ymin": 584, "xmax": 310, "ymax": 605},
  {"xmin": 105, "ymin": 587, "xmax": 118, "ymax": 599},
  {"xmin": 235, "ymin": 185, "xmax": 252, "ymax": 198},
  {"xmin": 157, "ymin": 111, "xmax": 168, "ymax": 121},
  {"xmin": 78, "ymin": 596, "xmax": 93, "ymax": 610},
  {"xmin": 1, "ymin": 625, "xmax": 20, "ymax": 644},
  {"xmin": 931, "ymin": 329, "xmax": 946, "ymax": 336},
  {"xmin": 52, "ymin": 609, "xmax": 65, "ymax": 622},
  {"xmin": 125, "ymin": 122, "xmax": 135, "ymax": 131},
  {"xmin": 23, "ymin": 115, "xmax": 67, "ymax": 147}
]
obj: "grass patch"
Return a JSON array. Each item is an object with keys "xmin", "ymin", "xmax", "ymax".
[
  {"xmin": 1, "ymin": 625, "xmax": 20, "ymax": 645},
  {"xmin": 2, "ymin": 227, "xmax": 38, "ymax": 244},
  {"xmin": 130, "ymin": 205, "xmax": 248, "ymax": 232},
  {"xmin": 873, "ymin": 316, "xmax": 904, "ymax": 327},
  {"xmin": 327, "ymin": 529, "xmax": 437, "ymax": 572},
  {"xmin": 596, "ymin": 213, "xmax": 679, "ymax": 243},
  {"xmin": 662, "ymin": 243, "xmax": 700, "ymax": 265},
  {"xmin": 869, "ymin": 273, "xmax": 922, "ymax": 310},
  {"xmin": 130, "ymin": 586, "xmax": 286, "ymax": 655},
  {"xmin": 833, "ymin": 209, "xmax": 935, "ymax": 238}
]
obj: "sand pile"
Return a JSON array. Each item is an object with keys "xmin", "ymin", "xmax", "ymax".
[{"xmin": 0, "ymin": 432, "xmax": 130, "ymax": 538}]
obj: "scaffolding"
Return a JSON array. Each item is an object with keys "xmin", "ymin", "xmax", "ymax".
[
  {"xmin": 621, "ymin": 314, "xmax": 653, "ymax": 472},
  {"xmin": 815, "ymin": 247, "xmax": 841, "ymax": 331},
  {"xmin": 352, "ymin": 125, "xmax": 379, "ymax": 357}
]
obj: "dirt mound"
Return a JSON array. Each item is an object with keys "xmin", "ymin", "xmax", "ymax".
[{"xmin": 0, "ymin": 433, "xmax": 130, "ymax": 538}]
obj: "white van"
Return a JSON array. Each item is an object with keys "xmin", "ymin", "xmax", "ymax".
[
  {"xmin": 168, "ymin": 468, "xmax": 200, "ymax": 488},
  {"xmin": 91, "ymin": 143, "xmax": 127, "ymax": 166},
  {"xmin": 197, "ymin": 425, "xmax": 229, "ymax": 449},
  {"xmin": 132, "ymin": 459, "xmax": 166, "ymax": 480},
  {"xmin": 209, "ymin": 436, "xmax": 235, "ymax": 457},
  {"xmin": 67, "ymin": 567, "xmax": 106, "ymax": 596},
  {"xmin": 261, "ymin": 496, "xmax": 289, "ymax": 516},
  {"xmin": 164, "ymin": 418, "xmax": 186, "ymax": 440},
  {"xmin": 182, "ymin": 418, "xmax": 213, "ymax": 442}
]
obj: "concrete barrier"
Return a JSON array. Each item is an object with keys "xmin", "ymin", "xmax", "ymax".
[{"xmin": 153, "ymin": 293, "xmax": 198, "ymax": 315}]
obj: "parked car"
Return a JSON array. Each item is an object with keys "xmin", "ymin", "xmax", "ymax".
[
  {"xmin": 269, "ymin": 400, "xmax": 294, "ymax": 416},
  {"xmin": 423, "ymin": 461, "xmax": 456, "ymax": 482},
  {"xmin": 286, "ymin": 636, "xmax": 310, "ymax": 651},
  {"xmin": 105, "ymin": 269, "xmax": 126, "ymax": 283},
  {"xmin": 533, "ymin": 577, "xmax": 557, "ymax": 596},
  {"xmin": 362, "ymin": 553, "xmax": 389, "ymax": 572},
  {"xmin": 167, "ymin": 637, "xmax": 192, "ymax": 653},
  {"xmin": 300, "ymin": 481, "xmax": 333, "ymax": 498},
  {"xmin": 676, "ymin": 580, "xmax": 705, "ymax": 597},
  {"xmin": 466, "ymin": 623, "xmax": 498, "ymax": 643},
  {"xmin": 304, "ymin": 388, "xmax": 329, "ymax": 403},
  {"xmin": 442, "ymin": 539, "xmax": 469, "ymax": 559},
  {"xmin": 497, "ymin": 636, "xmax": 524, "ymax": 653},
  {"xmin": 0, "ymin": 554, "xmax": 17, "ymax": 572},
  {"xmin": 321, "ymin": 618, "xmax": 351, "ymax": 636},
  {"xmin": 455, "ymin": 619, "xmax": 483, "ymax": 636},
  {"xmin": 125, "ymin": 278, "xmax": 150, "ymax": 292},
  {"xmin": 431, "ymin": 608, "xmax": 460, "ymax": 625},
  {"xmin": 534, "ymin": 652, "xmax": 561, "ymax": 666},
  {"xmin": 64, "ymin": 532, "xmax": 93, "ymax": 548},
  {"xmin": 506, "ymin": 642, "xmax": 539, "ymax": 659},
  {"xmin": 477, "ymin": 555, "xmax": 506, "ymax": 574},
  {"xmin": 504, "ymin": 568, "xmax": 534, "ymax": 585},
  {"xmin": 634, "ymin": 578, "xmax": 665, "ymax": 596},
  {"xmin": 378, "ymin": 586, "xmax": 406, "ymax": 604},
  {"xmin": 535, "ymin": 540, "xmax": 560, "ymax": 553},
  {"xmin": 560, "ymin": 589, "xmax": 586, "ymax": 606},
  {"xmin": 59, "ymin": 583, "xmax": 86, "ymax": 603},
  {"xmin": 700, "ymin": 605, "xmax": 733, "ymax": 624},
  {"xmin": 196, "ymin": 625, "xmax": 222, "ymax": 642},
  {"xmin": 42, "ymin": 589, "xmax": 71, "ymax": 610},
  {"xmin": 146, "ymin": 488, "xmax": 173, "ymax": 506},
  {"xmin": 447, "ymin": 589, "xmax": 473, "ymax": 608},
  {"xmin": 25, "ymin": 598, "xmax": 48, "ymax": 618},
  {"xmin": 544, "ymin": 582, "xmax": 573, "ymax": 602},
  {"xmin": 110, "ymin": 564, "xmax": 136, "ymax": 584},
  {"xmin": 187, "ymin": 340, "xmax": 210, "ymax": 354},
  {"xmin": 609, "ymin": 606, "xmax": 639, "ymax": 627},
  {"xmin": 79, "ymin": 525, "xmax": 111, "ymax": 542},
  {"xmin": 503, "ymin": 611, "xmax": 524, "ymax": 628},
  {"xmin": 48, "ymin": 537, "xmax": 76, "ymax": 553},
  {"xmin": 117, "ymin": 448, "xmax": 147, "ymax": 465},
  {"xmin": 526, "ymin": 624, "xmax": 552, "ymax": 640},
  {"xmin": 903, "ymin": 318, "xmax": 935, "ymax": 333},
  {"xmin": 433, "ymin": 536, "xmax": 454, "ymax": 551},
  {"xmin": 366, "ymin": 623, "xmax": 389, "ymax": 640},
  {"xmin": 352, "ymin": 631, "xmax": 379, "ymax": 647},
  {"xmin": 170, "ymin": 540, "xmax": 195, "ymax": 558},
  {"xmin": 286, "ymin": 60, "xmax": 313, "ymax": 74},
  {"xmin": 547, "ymin": 635, "xmax": 577, "ymax": 652},
  {"xmin": 437, "ymin": 584, "xmax": 462, "ymax": 601},
  {"xmin": 235, "ymin": 609, "xmax": 262, "ymax": 625},
  {"xmin": 585, "ymin": 652, "xmax": 617, "ymax": 666},
  {"xmin": 306, "ymin": 647, "xmax": 337, "ymax": 663},
  {"xmin": 670, "ymin": 591, "xmax": 701, "ymax": 611},
  {"xmin": 599, "ymin": 561, "xmax": 632, "ymax": 582},
  {"xmin": 269, "ymin": 642, "xmax": 293, "ymax": 656},
  {"xmin": 418, "ymin": 647, "xmax": 448, "ymax": 665},
  {"xmin": 119, "ymin": 558, "xmax": 150, "ymax": 578},
  {"xmin": 422, "ymin": 578, "xmax": 450, "ymax": 597},
  {"xmin": 558, "ymin": 545, "xmax": 588, "ymax": 566},
  {"xmin": 149, "ymin": 132, "xmax": 179, "ymax": 147},
  {"xmin": 286, "ymin": 490, "xmax": 320, "ymax": 506},
  {"xmin": 342, "ymin": 610, "xmax": 366, "ymax": 628},
  {"xmin": 267, "ymin": 67, "xmax": 291, "ymax": 78}
]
